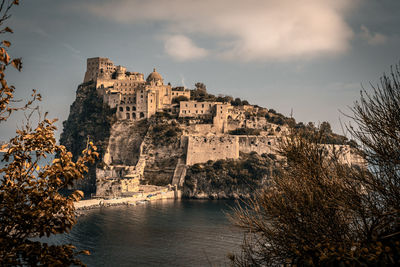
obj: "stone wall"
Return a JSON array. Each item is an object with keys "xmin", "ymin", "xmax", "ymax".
[
  {"xmin": 238, "ymin": 136, "xmax": 278, "ymax": 155},
  {"xmin": 186, "ymin": 135, "xmax": 239, "ymax": 165}
]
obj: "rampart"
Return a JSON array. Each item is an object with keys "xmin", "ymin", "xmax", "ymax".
[
  {"xmin": 186, "ymin": 135, "xmax": 239, "ymax": 165},
  {"xmin": 185, "ymin": 135, "xmax": 283, "ymax": 165},
  {"xmin": 238, "ymin": 136, "xmax": 278, "ymax": 155}
]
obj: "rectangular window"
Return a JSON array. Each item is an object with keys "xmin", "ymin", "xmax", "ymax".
[
  {"xmin": 194, "ymin": 104, "xmax": 197, "ymax": 107},
  {"xmin": 202, "ymin": 104, "xmax": 204, "ymax": 108}
]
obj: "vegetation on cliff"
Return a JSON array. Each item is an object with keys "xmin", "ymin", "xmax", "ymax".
[
  {"xmin": 142, "ymin": 115, "xmax": 185, "ymax": 186},
  {"xmin": 60, "ymin": 84, "xmax": 116, "ymax": 192},
  {"xmin": 229, "ymin": 128, "xmax": 261, "ymax": 136},
  {"xmin": 184, "ymin": 152, "xmax": 279, "ymax": 199}
]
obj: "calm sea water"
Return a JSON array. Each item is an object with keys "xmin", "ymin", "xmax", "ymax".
[
  {"xmin": 46, "ymin": 199, "xmax": 243, "ymax": 267},
  {"xmin": 1, "ymin": 153, "xmax": 244, "ymax": 266}
]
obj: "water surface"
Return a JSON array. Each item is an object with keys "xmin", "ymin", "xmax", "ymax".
[{"xmin": 51, "ymin": 199, "xmax": 243, "ymax": 267}]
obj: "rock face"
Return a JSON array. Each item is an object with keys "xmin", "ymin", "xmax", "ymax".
[
  {"xmin": 60, "ymin": 81, "xmax": 357, "ymax": 198},
  {"xmin": 60, "ymin": 82, "xmax": 116, "ymax": 193},
  {"xmin": 183, "ymin": 152, "xmax": 279, "ymax": 199},
  {"xmin": 103, "ymin": 120, "xmax": 148, "ymax": 166},
  {"xmin": 141, "ymin": 119, "xmax": 186, "ymax": 186}
]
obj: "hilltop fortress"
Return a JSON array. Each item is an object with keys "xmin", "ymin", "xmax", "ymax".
[{"xmin": 61, "ymin": 57, "xmax": 363, "ymax": 198}]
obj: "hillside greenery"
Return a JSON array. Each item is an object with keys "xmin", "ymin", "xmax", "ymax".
[
  {"xmin": 60, "ymin": 83, "xmax": 116, "ymax": 192},
  {"xmin": 184, "ymin": 152, "xmax": 280, "ymax": 197}
]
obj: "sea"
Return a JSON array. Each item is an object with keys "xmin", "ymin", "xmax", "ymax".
[
  {"xmin": 1, "ymin": 153, "xmax": 244, "ymax": 266},
  {"xmin": 45, "ymin": 199, "xmax": 243, "ymax": 267}
]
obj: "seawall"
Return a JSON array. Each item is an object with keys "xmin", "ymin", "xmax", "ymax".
[{"xmin": 74, "ymin": 189, "xmax": 181, "ymax": 211}]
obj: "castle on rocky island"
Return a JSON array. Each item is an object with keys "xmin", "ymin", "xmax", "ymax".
[
  {"xmin": 64, "ymin": 57, "xmax": 363, "ymax": 198},
  {"xmin": 83, "ymin": 57, "xmax": 256, "ymax": 133}
]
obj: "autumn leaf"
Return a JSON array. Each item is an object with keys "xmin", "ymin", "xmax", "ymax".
[{"xmin": 2, "ymin": 40, "xmax": 10, "ymax": 47}]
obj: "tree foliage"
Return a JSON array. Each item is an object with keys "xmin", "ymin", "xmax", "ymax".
[
  {"xmin": 0, "ymin": 1, "xmax": 97, "ymax": 265},
  {"xmin": 230, "ymin": 65, "xmax": 400, "ymax": 266}
]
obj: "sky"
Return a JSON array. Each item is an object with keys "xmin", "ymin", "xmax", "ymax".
[{"xmin": 1, "ymin": 0, "xmax": 399, "ymax": 141}]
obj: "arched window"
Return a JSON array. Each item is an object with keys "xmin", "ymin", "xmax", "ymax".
[
  {"xmin": 126, "ymin": 113, "xmax": 130, "ymax": 119},
  {"xmin": 126, "ymin": 106, "xmax": 130, "ymax": 111},
  {"xmin": 140, "ymin": 112, "xmax": 145, "ymax": 118},
  {"xmin": 132, "ymin": 106, "xmax": 136, "ymax": 111},
  {"xmin": 132, "ymin": 113, "xmax": 136, "ymax": 119},
  {"xmin": 119, "ymin": 107, "xmax": 123, "ymax": 112}
]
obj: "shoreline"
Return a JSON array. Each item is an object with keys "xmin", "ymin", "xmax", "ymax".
[{"xmin": 74, "ymin": 189, "xmax": 181, "ymax": 212}]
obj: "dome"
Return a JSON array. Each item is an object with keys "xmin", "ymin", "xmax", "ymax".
[{"xmin": 146, "ymin": 68, "xmax": 163, "ymax": 83}]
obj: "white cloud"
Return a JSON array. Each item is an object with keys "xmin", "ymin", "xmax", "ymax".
[
  {"xmin": 84, "ymin": 0, "xmax": 357, "ymax": 61},
  {"xmin": 164, "ymin": 35, "xmax": 208, "ymax": 61},
  {"xmin": 360, "ymin": 25, "xmax": 387, "ymax": 46}
]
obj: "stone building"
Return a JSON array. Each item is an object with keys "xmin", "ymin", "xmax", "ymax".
[
  {"xmin": 84, "ymin": 57, "xmax": 175, "ymax": 120},
  {"xmin": 83, "ymin": 57, "xmax": 250, "ymax": 132}
]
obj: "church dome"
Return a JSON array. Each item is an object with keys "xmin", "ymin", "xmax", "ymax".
[{"xmin": 146, "ymin": 68, "xmax": 163, "ymax": 84}]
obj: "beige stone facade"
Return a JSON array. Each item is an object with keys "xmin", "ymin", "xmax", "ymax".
[{"xmin": 84, "ymin": 57, "xmax": 174, "ymax": 121}]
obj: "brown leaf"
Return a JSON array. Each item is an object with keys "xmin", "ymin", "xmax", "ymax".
[
  {"xmin": 11, "ymin": 58, "xmax": 22, "ymax": 71},
  {"xmin": 4, "ymin": 27, "xmax": 13, "ymax": 33},
  {"xmin": 2, "ymin": 40, "xmax": 11, "ymax": 47}
]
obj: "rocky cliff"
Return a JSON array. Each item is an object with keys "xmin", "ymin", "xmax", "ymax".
[
  {"xmin": 60, "ymin": 83, "xmax": 353, "ymax": 198},
  {"xmin": 183, "ymin": 152, "xmax": 280, "ymax": 199},
  {"xmin": 60, "ymin": 82, "xmax": 116, "ymax": 193}
]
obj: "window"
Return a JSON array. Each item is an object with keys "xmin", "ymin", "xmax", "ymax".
[
  {"xmin": 196, "ymin": 110, "xmax": 198, "ymax": 114},
  {"xmin": 126, "ymin": 113, "xmax": 130, "ymax": 119},
  {"xmin": 202, "ymin": 104, "xmax": 204, "ymax": 108},
  {"xmin": 119, "ymin": 107, "xmax": 123, "ymax": 112},
  {"xmin": 194, "ymin": 104, "xmax": 197, "ymax": 107},
  {"xmin": 185, "ymin": 104, "xmax": 188, "ymax": 107},
  {"xmin": 126, "ymin": 107, "xmax": 130, "ymax": 111}
]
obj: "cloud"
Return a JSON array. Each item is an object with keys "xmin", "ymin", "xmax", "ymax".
[
  {"xmin": 84, "ymin": 0, "xmax": 356, "ymax": 61},
  {"xmin": 164, "ymin": 35, "xmax": 208, "ymax": 61},
  {"xmin": 360, "ymin": 25, "xmax": 387, "ymax": 46},
  {"xmin": 62, "ymin": 43, "xmax": 81, "ymax": 55}
]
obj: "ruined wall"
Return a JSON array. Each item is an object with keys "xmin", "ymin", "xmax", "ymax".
[
  {"xmin": 186, "ymin": 135, "xmax": 239, "ymax": 165},
  {"xmin": 238, "ymin": 136, "xmax": 278, "ymax": 155}
]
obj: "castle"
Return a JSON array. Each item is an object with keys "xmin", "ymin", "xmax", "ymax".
[
  {"xmin": 82, "ymin": 57, "xmax": 255, "ymax": 133},
  {"xmin": 79, "ymin": 57, "xmax": 364, "ymax": 197}
]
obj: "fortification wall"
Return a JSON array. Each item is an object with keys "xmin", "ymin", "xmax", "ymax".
[
  {"xmin": 238, "ymin": 136, "xmax": 278, "ymax": 155},
  {"xmin": 186, "ymin": 135, "xmax": 239, "ymax": 165}
]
